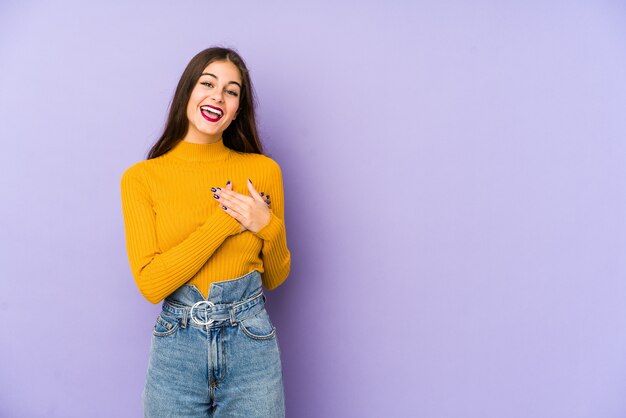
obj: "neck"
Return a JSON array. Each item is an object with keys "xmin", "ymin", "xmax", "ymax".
[{"xmin": 167, "ymin": 138, "xmax": 231, "ymax": 162}]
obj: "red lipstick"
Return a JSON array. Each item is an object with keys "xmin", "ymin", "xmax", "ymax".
[{"xmin": 200, "ymin": 105, "xmax": 224, "ymax": 122}]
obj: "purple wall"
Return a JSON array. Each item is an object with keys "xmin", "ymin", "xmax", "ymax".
[{"xmin": 1, "ymin": 1, "xmax": 626, "ymax": 417}]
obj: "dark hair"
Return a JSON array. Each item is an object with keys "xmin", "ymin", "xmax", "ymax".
[{"xmin": 147, "ymin": 47, "xmax": 264, "ymax": 159}]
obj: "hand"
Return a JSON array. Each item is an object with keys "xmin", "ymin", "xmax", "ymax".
[
  {"xmin": 222, "ymin": 181, "xmax": 270, "ymax": 209},
  {"xmin": 212, "ymin": 179, "xmax": 272, "ymax": 233}
]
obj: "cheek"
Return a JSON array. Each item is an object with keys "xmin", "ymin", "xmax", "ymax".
[
  {"xmin": 230, "ymin": 100, "xmax": 241, "ymax": 117},
  {"xmin": 187, "ymin": 94, "xmax": 202, "ymax": 118},
  {"xmin": 186, "ymin": 104, "xmax": 195, "ymax": 121}
]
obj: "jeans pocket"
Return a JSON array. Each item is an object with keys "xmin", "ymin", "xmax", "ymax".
[
  {"xmin": 152, "ymin": 312, "xmax": 181, "ymax": 337},
  {"xmin": 239, "ymin": 308, "xmax": 276, "ymax": 341}
]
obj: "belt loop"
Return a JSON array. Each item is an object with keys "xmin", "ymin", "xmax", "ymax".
[
  {"xmin": 229, "ymin": 304, "xmax": 237, "ymax": 326},
  {"xmin": 180, "ymin": 307, "xmax": 188, "ymax": 328}
]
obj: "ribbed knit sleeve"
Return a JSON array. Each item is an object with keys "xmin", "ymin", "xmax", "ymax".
[
  {"xmin": 120, "ymin": 164, "xmax": 242, "ymax": 304},
  {"xmin": 253, "ymin": 161, "xmax": 291, "ymax": 290}
]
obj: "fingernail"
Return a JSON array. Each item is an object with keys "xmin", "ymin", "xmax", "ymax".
[
  {"xmin": 266, "ymin": 201, "xmax": 270, "ymax": 205},
  {"xmin": 260, "ymin": 192, "xmax": 264, "ymax": 196},
  {"xmin": 266, "ymin": 195, "xmax": 270, "ymax": 199},
  {"xmin": 222, "ymin": 205, "xmax": 227, "ymax": 210},
  {"xmin": 213, "ymin": 194, "xmax": 219, "ymax": 199},
  {"xmin": 226, "ymin": 180, "xmax": 231, "ymax": 185},
  {"xmin": 217, "ymin": 187, "xmax": 221, "ymax": 190},
  {"xmin": 211, "ymin": 187, "xmax": 217, "ymax": 192},
  {"xmin": 248, "ymin": 178, "xmax": 253, "ymax": 184}
]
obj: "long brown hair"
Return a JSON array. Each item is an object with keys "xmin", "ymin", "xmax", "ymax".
[{"xmin": 147, "ymin": 47, "xmax": 264, "ymax": 159}]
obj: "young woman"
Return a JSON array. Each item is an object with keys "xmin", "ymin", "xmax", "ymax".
[{"xmin": 120, "ymin": 47, "xmax": 290, "ymax": 417}]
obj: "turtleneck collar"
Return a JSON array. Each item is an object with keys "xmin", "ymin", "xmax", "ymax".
[{"xmin": 167, "ymin": 139, "xmax": 231, "ymax": 162}]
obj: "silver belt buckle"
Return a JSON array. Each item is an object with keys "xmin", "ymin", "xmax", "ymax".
[{"xmin": 190, "ymin": 300, "xmax": 216, "ymax": 326}]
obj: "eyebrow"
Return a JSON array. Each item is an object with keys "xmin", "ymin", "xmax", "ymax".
[{"xmin": 201, "ymin": 72, "xmax": 242, "ymax": 89}]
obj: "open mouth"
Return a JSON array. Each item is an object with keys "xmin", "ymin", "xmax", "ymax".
[{"xmin": 200, "ymin": 105, "xmax": 224, "ymax": 122}]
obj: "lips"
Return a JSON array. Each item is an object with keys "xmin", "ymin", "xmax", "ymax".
[{"xmin": 200, "ymin": 105, "xmax": 224, "ymax": 122}]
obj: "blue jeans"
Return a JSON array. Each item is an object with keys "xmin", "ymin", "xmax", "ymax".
[{"xmin": 142, "ymin": 269, "xmax": 285, "ymax": 417}]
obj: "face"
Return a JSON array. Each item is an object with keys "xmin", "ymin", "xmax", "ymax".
[{"xmin": 185, "ymin": 60, "xmax": 242, "ymax": 143}]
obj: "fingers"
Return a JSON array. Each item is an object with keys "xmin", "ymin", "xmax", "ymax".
[
  {"xmin": 211, "ymin": 181, "xmax": 272, "ymax": 234},
  {"xmin": 214, "ymin": 197, "xmax": 245, "ymax": 232},
  {"xmin": 246, "ymin": 179, "xmax": 271, "ymax": 206},
  {"xmin": 215, "ymin": 180, "xmax": 271, "ymax": 234},
  {"xmin": 246, "ymin": 180, "xmax": 270, "ymax": 206},
  {"xmin": 218, "ymin": 189, "xmax": 271, "ymax": 209},
  {"xmin": 210, "ymin": 182, "xmax": 242, "ymax": 227},
  {"xmin": 213, "ymin": 190, "xmax": 247, "ymax": 215},
  {"xmin": 212, "ymin": 181, "xmax": 270, "ymax": 213},
  {"xmin": 247, "ymin": 178, "xmax": 265, "ymax": 203},
  {"xmin": 259, "ymin": 191, "xmax": 270, "ymax": 206},
  {"xmin": 217, "ymin": 189, "xmax": 254, "ymax": 211}
]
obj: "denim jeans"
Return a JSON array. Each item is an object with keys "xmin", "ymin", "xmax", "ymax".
[{"xmin": 142, "ymin": 269, "xmax": 285, "ymax": 417}]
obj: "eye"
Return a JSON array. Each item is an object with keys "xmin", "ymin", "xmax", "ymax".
[
  {"xmin": 201, "ymin": 82, "xmax": 213, "ymax": 88},
  {"xmin": 226, "ymin": 90, "xmax": 239, "ymax": 97}
]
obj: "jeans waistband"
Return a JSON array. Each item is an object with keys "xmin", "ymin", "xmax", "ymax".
[{"xmin": 162, "ymin": 289, "xmax": 266, "ymax": 328}]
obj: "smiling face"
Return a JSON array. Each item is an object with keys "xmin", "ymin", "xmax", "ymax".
[{"xmin": 184, "ymin": 60, "xmax": 242, "ymax": 144}]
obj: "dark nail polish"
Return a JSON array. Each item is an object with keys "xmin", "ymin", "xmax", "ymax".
[
  {"xmin": 266, "ymin": 195, "xmax": 270, "ymax": 199},
  {"xmin": 260, "ymin": 192, "xmax": 264, "ymax": 196},
  {"xmin": 214, "ymin": 194, "xmax": 219, "ymax": 199},
  {"xmin": 248, "ymin": 178, "xmax": 253, "ymax": 184},
  {"xmin": 226, "ymin": 180, "xmax": 231, "ymax": 185},
  {"xmin": 222, "ymin": 205, "xmax": 227, "ymax": 210},
  {"xmin": 217, "ymin": 187, "xmax": 221, "ymax": 190},
  {"xmin": 211, "ymin": 187, "xmax": 217, "ymax": 192}
]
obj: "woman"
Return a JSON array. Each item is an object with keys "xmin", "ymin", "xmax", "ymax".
[{"xmin": 120, "ymin": 47, "xmax": 290, "ymax": 417}]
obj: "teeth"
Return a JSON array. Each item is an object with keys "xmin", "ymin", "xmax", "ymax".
[{"xmin": 201, "ymin": 106, "xmax": 223, "ymax": 116}]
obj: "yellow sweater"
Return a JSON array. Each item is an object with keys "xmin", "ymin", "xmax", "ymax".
[{"xmin": 120, "ymin": 139, "xmax": 291, "ymax": 304}]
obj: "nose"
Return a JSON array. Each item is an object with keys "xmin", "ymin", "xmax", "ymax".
[{"xmin": 210, "ymin": 89, "xmax": 224, "ymax": 103}]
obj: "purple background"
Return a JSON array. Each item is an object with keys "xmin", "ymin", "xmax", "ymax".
[{"xmin": 1, "ymin": 1, "xmax": 626, "ymax": 417}]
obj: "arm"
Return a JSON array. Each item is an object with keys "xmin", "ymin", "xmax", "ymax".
[
  {"xmin": 120, "ymin": 164, "xmax": 241, "ymax": 304},
  {"xmin": 252, "ymin": 162, "xmax": 291, "ymax": 290}
]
